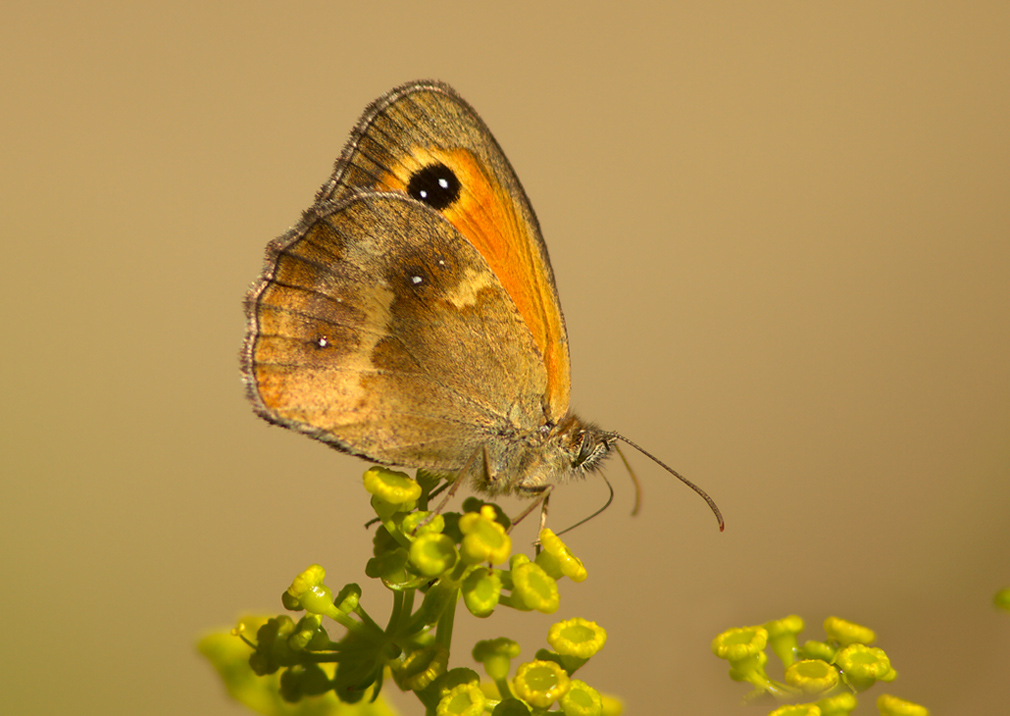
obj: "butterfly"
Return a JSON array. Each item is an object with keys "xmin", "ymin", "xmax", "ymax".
[{"xmin": 242, "ymin": 80, "xmax": 721, "ymax": 529}]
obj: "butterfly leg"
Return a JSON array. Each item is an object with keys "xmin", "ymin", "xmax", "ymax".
[
  {"xmin": 532, "ymin": 490, "xmax": 554, "ymax": 555},
  {"xmin": 538, "ymin": 491, "xmax": 552, "ymax": 534},
  {"xmin": 414, "ymin": 445, "xmax": 485, "ymax": 533},
  {"xmin": 507, "ymin": 485, "xmax": 554, "ymax": 539}
]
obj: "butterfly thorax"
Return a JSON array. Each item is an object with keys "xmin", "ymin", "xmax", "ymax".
[{"xmin": 469, "ymin": 414, "xmax": 615, "ymax": 497}]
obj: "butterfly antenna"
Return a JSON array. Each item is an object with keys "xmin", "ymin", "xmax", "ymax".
[
  {"xmin": 613, "ymin": 434, "xmax": 725, "ymax": 531},
  {"xmin": 613, "ymin": 443, "xmax": 643, "ymax": 515},
  {"xmin": 554, "ymin": 471, "xmax": 616, "ymax": 537}
]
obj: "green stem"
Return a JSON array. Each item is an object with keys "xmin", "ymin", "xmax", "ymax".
[
  {"xmin": 351, "ymin": 602, "xmax": 385, "ymax": 635},
  {"xmin": 435, "ymin": 588, "xmax": 458, "ymax": 649},
  {"xmin": 386, "ymin": 589, "xmax": 405, "ymax": 633},
  {"xmin": 494, "ymin": 676, "xmax": 514, "ymax": 701}
]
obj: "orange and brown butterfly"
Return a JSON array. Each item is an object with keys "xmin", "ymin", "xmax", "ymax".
[{"xmin": 242, "ymin": 80, "xmax": 722, "ymax": 529}]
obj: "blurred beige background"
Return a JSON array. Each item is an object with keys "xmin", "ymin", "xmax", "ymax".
[{"xmin": 3, "ymin": 3, "xmax": 1008, "ymax": 714}]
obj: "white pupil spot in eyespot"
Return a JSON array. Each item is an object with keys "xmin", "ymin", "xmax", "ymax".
[
  {"xmin": 416, "ymin": 182, "xmax": 448, "ymax": 200},
  {"xmin": 411, "ymin": 275, "xmax": 423, "ymax": 285},
  {"xmin": 316, "ymin": 337, "xmax": 328, "ymax": 348}
]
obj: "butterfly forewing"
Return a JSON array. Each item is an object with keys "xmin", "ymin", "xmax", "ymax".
[{"xmin": 321, "ymin": 81, "xmax": 571, "ymax": 421}]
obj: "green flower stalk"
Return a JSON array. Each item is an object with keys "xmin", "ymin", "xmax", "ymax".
[
  {"xmin": 784, "ymin": 659, "xmax": 839, "ymax": 694},
  {"xmin": 282, "ymin": 565, "xmax": 340, "ymax": 619},
  {"xmin": 401, "ymin": 510, "xmax": 446, "ymax": 538},
  {"xmin": 548, "ymin": 618, "xmax": 607, "ymax": 660},
  {"xmin": 712, "ymin": 626, "xmax": 769, "ymax": 663},
  {"xmin": 711, "ymin": 626, "xmax": 777, "ymax": 693},
  {"xmin": 507, "ymin": 555, "xmax": 560, "ymax": 614},
  {"xmin": 876, "ymin": 693, "xmax": 930, "ymax": 716},
  {"xmin": 436, "ymin": 682, "xmax": 486, "ymax": 716},
  {"xmin": 994, "ymin": 586, "xmax": 1010, "ymax": 613},
  {"xmin": 815, "ymin": 691, "xmax": 857, "ymax": 716},
  {"xmin": 834, "ymin": 644, "xmax": 895, "ymax": 692},
  {"xmin": 364, "ymin": 467, "xmax": 422, "ymax": 525},
  {"xmin": 458, "ymin": 505, "xmax": 512, "ymax": 565},
  {"xmin": 394, "ymin": 643, "xmax": 450, "ymax": 691},
  {"xmin": 822, "ymin": 617, "xmax": 875, "ymax": 647},
  {"xmin": 365, "ymin": 546, "xmax": 412, "ymax": 587},
  {"xmin": 713, "ymin": 615, "xmax": 923, "ymax": 714},
  {"xmin": 473, "ymin": 637, "xmax": 521, "ymax": 699},
  {"xmin": 546, "ymin": 617, "xmax": 607, "ymax": 674},
  {"xmin": 492, "ymin": 699, "xmax": 535, "ymax": 716},
  {"xmin": 433, "ymin": 666, "xmax": 481, "ymax": 697},
  {"xmin": 203, "ymin": 467, "xmax": 619, "ymax": 714},
  {"xmin": 512, "ymin": 659, "xmax": 571, "ymax": 709},
  {"xmin": 768, "ymin": 704, "xmax": 821, "ymax": 716},
  {"xmin": 765, "ymin": 615, "xmax": 804, "ymax": 667},
  {"xmin": 408, "ymin": 533, "xmax": 459, "ymax": 578},
  {"xmin": 461, "ymin": 567, "xmax": 502, "ymax": 618},
  {"xmin": 537, "ymin": 528, "xmax": 588, "ymax": 582},
  {"xmin": 560, "ymin": 679, "xmax": 604, "ymax": 716},
  {"xmin": 800, "ymin": 640, "xmax": 837, "ymax": 663},
  {"xmin": 280, "ymin": 662, "xmax": 332, "ymax": 699}
]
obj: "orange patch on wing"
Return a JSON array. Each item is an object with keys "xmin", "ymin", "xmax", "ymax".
[{"xmin": 375, "ymin": 147, "xmax": 570, "ymax": 421}]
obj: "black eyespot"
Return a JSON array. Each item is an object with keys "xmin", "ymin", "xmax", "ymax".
[{"xmin": 406, "ymin": 163, "xmax": 461, "ymax": 210}]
